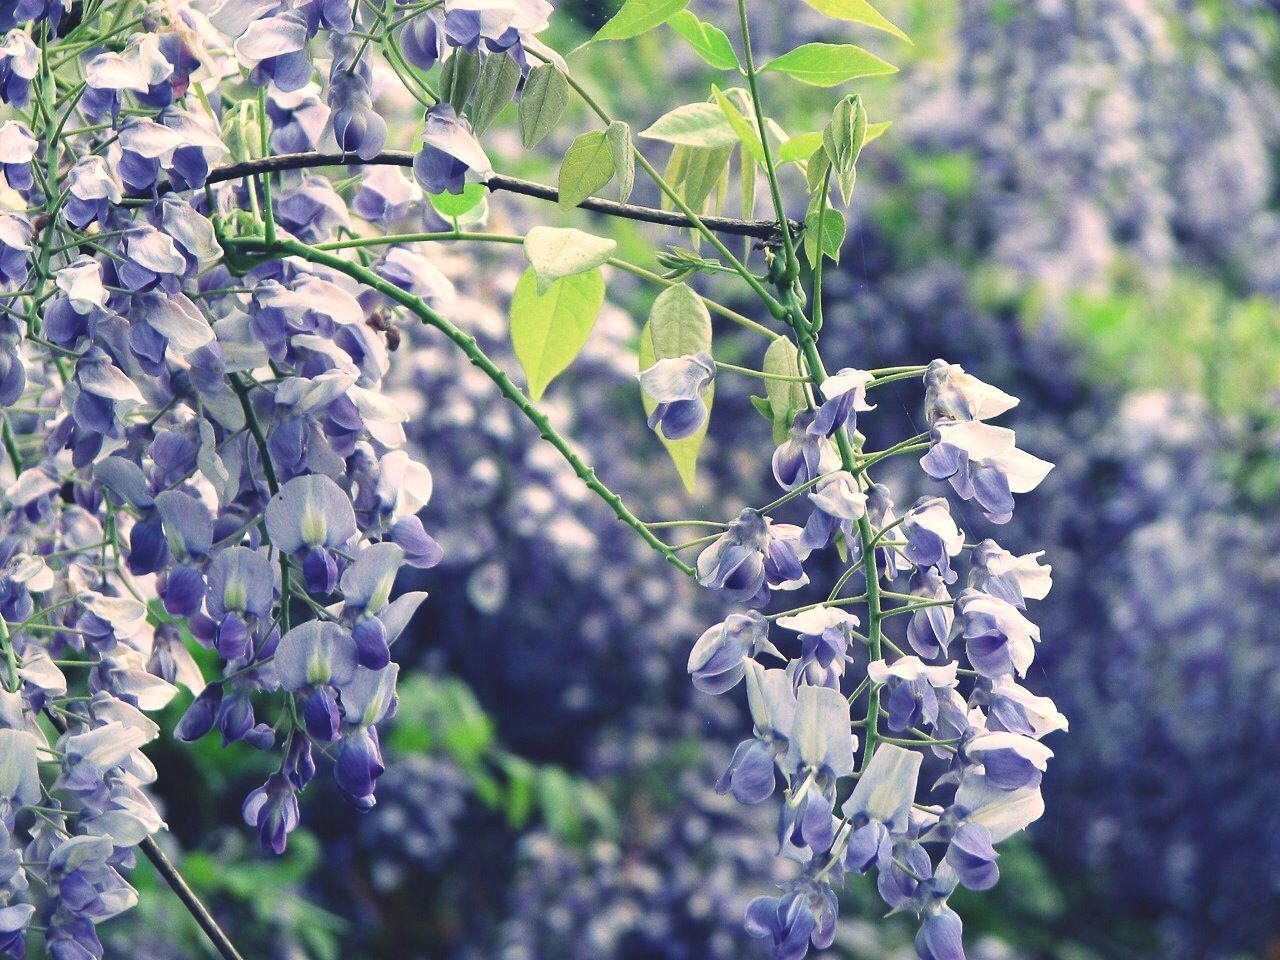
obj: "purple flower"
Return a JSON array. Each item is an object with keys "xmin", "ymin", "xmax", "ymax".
[
  {"xmin": 696, "ymin": 509, "xmax": 810, "ymax": 605},
  {"xmin": 686, "ymin": 610, "xmax": 774, "ymax": 694},
  {"xmin": 953, "ymin": 588, "xmax": 1040, "ymax": 679},
  {"xmin": 0, "ymin": 120, "xmax": 36, "ymax": 195},
  {"xmin": 639, "ymin": 351, "xmax": 716, "ymax": 441},
  {"xmin": 920, "ymin": 421, "xmax": 1053, "ymax": 524},
  {"xmin": 775, "ymin": 605, "xmax": 859, "ymax": 690},
  {"xmin": 809, "ymin": 367, "xmax": 875, "ymax": 438},
  {"xmin": 412, "ymin": 103, "xmax": 492, "ymax": 195},
  {"xmin": 234, "ymin": 12, "xmax": 314, "ymax": 91},
  {"xmin": 924, "ymin": 358, "xmax": 1018, "ymax": 427},
  {"xmin": 943, "ymin": 822, "xmax": 999, "ymax": 890},
  {"xmin": 867, "ymin": 657, "xmax": 958, "ymax": 732},
  {"xmin": 901, "ymin": 496, "xmax": 964, "ymax": 583},
  {"xmin": 915, "ymin": 906, "xmax": 966, "ymax": 960},
  {"xmin": 242, "ymin": 773, "xmax": 300, "ymax": 854},
  {"xmin": 773, "ymin": 410, "xmax": 838, "ymax": 490},
  {"xmin": 0, "ymin": 30, "xmax": 37, "ymax": 106}
]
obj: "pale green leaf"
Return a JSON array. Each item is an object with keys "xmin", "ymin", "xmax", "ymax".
[
  {"xmin": 638, "ymin": 284, "xmax": 713, "ymax": 491},
  {"xmin": 823, "ymin": 94, "xmax": 868, "ymax": 204},
  {"xmin": 763, "ymin": 338, "xmax": 808, "ymax": 443},
  {"xmin": 667, "ymin": 10, "xmax": 740, "ymax": 69},
  {"xmin": 663, "ymin": 143, "xmax": 734, "ymax": 213},
  {"xmin": 428, "ymin": 182, "xmax": 486, "ymax": 217},
  {"xmin": 470, "ymin": 51, "xmax": 522, "ymax": 134},
  {"xmin": 523, "ymin": 226, "xmax": 617, "ymax": 294},
  {"xmin": 510, "ymin": 267, "xmax": 605, "ymax": 401},
  {"xmin": 558, "ymin": 130, "xmax": 615, "ymax": 209},
  {"xmin": 442, "ymin": 49, "xmax": 480, "ymax": 112},
  {"xmin": 866, "ymin": 119, "xmax": 892, "ymax": 143},
  {"xmin": 594, "ymin": 0, "xmax": 690, "ymax": 41},
  {"xmin": 804, "ymin": 207, "xmax": 846, "ymax": 264},
  {"xmin": 519, "ymin": 63, "xmax": 569, "ymax": 148},
  {"xmin": 711, "ymin": 85, "xmax": 764, "ymax": 163},
  {"xmin": 762, "ymin": 43, "xmax": 897, "ymax": 86},
  {"xmin": 606, "ymin": 120, "xmax": 635, "ymax": 203},
  {"xmin": 797, "ymin": 0, "xmax": 910, "ymax": 42},
  {"xmin": 640, "ymin": 102, "xmax": 738, "ymax": 148},
  {"xmin": 779, "ymin": 132, "xmax": 824, "ymax": 164}
]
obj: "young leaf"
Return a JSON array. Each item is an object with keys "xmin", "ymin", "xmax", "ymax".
[
  {"xmin": 519, "ymin": 63, "xmax": 569, "ymax": 148},
  {"xmin": 779, "ymin": 131, "xmax": 824, "ymax": 164},
  {"xmin": 509, "ymin": 266, "xmax": 605, "ymax": 401},
  {"xmin": 798, "ymin": 0, "xmax": 910, "ymax": 42},
  {"xmin": 428, "ymin": 182, "xmax": 486, "ymax": 217},
  {"xmin": 470, "ymin": 52, "xmax": 522, "ymax": 134},
  {"xmin": 666, "ymin": 143, "xmax": 734, "ymax": 212},
  {"xmin": 866, "ymin": 119, "xmax": 893, "ymax": 144},
  {"xmin": 640, "ymin": 102, "xmax": 738, "ymax": 148},
  {"xmin": 763, "ymin": 338, "xmax": 808, "ymax": 443},
  {"xmin": 638, "ymin": 284, "xmax": 713, "ymax": 491},
  {"xmin": 804, "ymin": 207, "xmax": 846, "ymax": 264},
  {"xmin": 667, "ymin": 10, "xmax": 740, "ymax": 70},
  {"xmin": 523, "ymin": 226, "xmax": 617, "ymax": 294},
  {"xmin": 711, "ymin": 85, "xmax": 765, "ymax": 163},
  {"xmin": 441, "ymin": 48, "xmax": 481, "ymax": 112},
  {"xmin": 762, "ymin": 43, "xmax": 897, "ymax": 87},
  {"xmin": 594, "ymin": 0, "xmax": 690, "ymax": 41},
  {"xmin": 606, "ymin": 120, "xmax": 635, "ymax": 203},
  {"xmin": 558, "ymin": 130, "xmax": 615, "ymax": 209},
  {"xmin": 823, "ymin": 94, "xmax": 868, "ymax": 205}
]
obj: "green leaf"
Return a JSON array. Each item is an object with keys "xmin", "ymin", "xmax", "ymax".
[
  {"xmin": 866, "ymin": 119, "xmax": 892, "ymax": 144},
  {"xmin": 823, "ymin": 94, "xmax": 868, "ymax": 205},
  {"xmin": 558, "ymin": 130, "xmax": 615, "ymax": 209},
  {"xmin": 779, "ymin": 132, "xmax": 824, "ymax": 164},
  {"xmin": 667, "ymin": 10, "xmax": 740, "ymax": 70},
  {"xmin": 763, "ymin": 338, "xmax": 808, "ymax": 443},
  {"xmin": 470, "ymin": 51, "xmax": 522, "ymax": 134},
  {"xmin": 594, "ymin": 0, "xmax": 690, "ymax": 41},
  {"xmin": 638, "ymin": 284, "xmax": 712, "ymax": 491},
  {"xmin": 804, "ymin": 206, "xmax": 846, "ymax": 264},
  {"xmin": 606, "ymin": 120, "xmax": 635, "ymax": 203},
  {"xmin": 797, "ymin": 0, "xmax": 910, "ymax": 42},
  {"xmin": 710, "ymin": 85, "xmax": 764, "ymax": 163},
  {"xmin": 640, "ymin": 102, "xmax": 738, "ymax": 148},
  {"xmin": 428, "ymin": 182, "xmax": 486, "ymax": 217},
  {"xmin": 762, "ymin": 43, "xmax": 897, "ymax": 87},
  {"xmin": 523, "ymin": 226, "xmax": 617, "ymax": 294},
  {"xmin": 664, "ymin": 143, "xmax": 734, "ymax": 213},
  {"xmin": 519, "ymin": 63, "xmax": 569, "ymax": 148},
  {"xmin": 750, "ymin": 395, "xmax": 774, "ymax": 421},
  {"xmin": 510, "ymin": 266, "xmax": 605, "ymax": 400},
  {"xmin": 441, "ymin": 48, "xmax": 480, "ymax": 112}
]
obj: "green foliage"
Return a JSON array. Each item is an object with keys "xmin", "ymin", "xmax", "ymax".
[
  {"xmin": 797, "ymin": 0, "xmax": 911, "ymax": 41},
  {"xmin": 606, "ymin": 120, "xmax": 636, "ymax": 202},
  {"xmin": 427, "ymin": 182, "xmax": 486, "ymax": 217},
  {"xmin": 441, "ymin": 48, "xmax": 481, "ymax": 112},
  {"xmin": 823, "ymin": 94, "xmax": 868, "ymax": 204},
  {"xmin": 711, "ymin": 85, "xmax": 766, "ymax": 163},
  {"xmin": 638, "ymin": 283, "xmax": 713, "ymax": 490},
  {"xmin": 593, "ymin": 0, "xmax": 691, "ymax": 41},
  {"xmin": 640, "ymin": 101, "xmax": 738, "ymax": 148},
  {"xmin": 762, "ymin": 42, "xmax": 898, "ymax": 86},
  {"xmin": 524, "ymin": 226, "xmax": 617, "ymax": 292},
  {"xmin": 763, "ymin": 338, "xmax": 808, "ymax": 443},
  {"xmin": 558, "ymin": 130, "xmax": 617, "ymax": 208},
  {"xmin": 519, "ymin": 63, "xmax": 570, "ymax": 148},
  {"xmin": 389, "ymin": 675, "xmax": 616, "ymax": 839},
  {"xmin": 509, "ymin": 264, "xmax": 606, "ymax": 400},
  {"xmin": 471, "ymin": 51, "xmax": 522, "ymax": 134},
  {"xmin": 804, "ymin": 207, "xmax": 846, "ymax": 263},
  {"xmin": 667, "ymin": 10, "xmax": 741, "ymax": 70}
]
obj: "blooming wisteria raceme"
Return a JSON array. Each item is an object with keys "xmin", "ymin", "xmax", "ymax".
[
  {"xmin": 0, "ymin": 0, "xmax": 1066, "ymax": 956},
  {"xmin": 690, "ymin": 360, "xmax": 1059, "ymax": 960}
]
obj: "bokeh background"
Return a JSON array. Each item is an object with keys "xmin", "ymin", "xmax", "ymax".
[{"xmin": 114, "ymin": 2, "xmax": 1280, "ymax": 958}]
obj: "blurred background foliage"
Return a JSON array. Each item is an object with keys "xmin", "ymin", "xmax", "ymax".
[{"xmin": 102, "ymin": 1, "xmax": 1280, "ymax": 958}]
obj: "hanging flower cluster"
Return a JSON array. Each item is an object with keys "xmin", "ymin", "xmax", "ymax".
[
  {"xmin": 688, "ymin": 360, "xmax": 1061, "ymax": 960},
  {"xmin": 0, "ymin": 0, "xmax": 1066, "ymax": 957}
]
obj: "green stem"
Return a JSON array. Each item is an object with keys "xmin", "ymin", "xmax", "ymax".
[{"xmin": 223, "ymin": 235, "xmax": 696, "ymax": 578}]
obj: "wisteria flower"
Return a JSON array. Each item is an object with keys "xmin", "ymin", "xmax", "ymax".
[{"xmin": 638, "ymin": 351, "xmax": 715, "ymax": 441}]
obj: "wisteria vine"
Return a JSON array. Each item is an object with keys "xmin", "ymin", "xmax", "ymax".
[{"xmin": 0, "ymin": 1, "xmax": 1064, "ymax": 959}]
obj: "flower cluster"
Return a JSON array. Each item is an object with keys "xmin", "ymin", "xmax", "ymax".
[
  {"xmin": 0, "ymin": 0, "xmax": 465, "ymax": 954},
  {"xmin": 688, "ymin": 360, "xmax": 1062, "ymax": 960}
]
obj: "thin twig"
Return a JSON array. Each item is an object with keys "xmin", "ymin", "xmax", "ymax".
[{"xmin": 159, "ymin": 151, "xmax": 797, "ymax": 240}]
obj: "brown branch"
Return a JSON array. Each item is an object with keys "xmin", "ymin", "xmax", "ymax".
[{"xmin": 191, "ymin": 150, "xmax": 794, "ymax": 240}]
